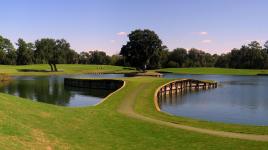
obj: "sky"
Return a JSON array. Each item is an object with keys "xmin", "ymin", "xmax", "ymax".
[{"xmin": 0, "ymin": 0, "xmax": 268, "ymax": 55}]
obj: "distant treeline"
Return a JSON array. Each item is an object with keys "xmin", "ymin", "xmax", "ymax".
[
  {"xmin": 1, "ymin": 34, "xmax": 268, "ymax": 69},
  {"xmin": 161, "ymin": 41, "xmax": 268, "ymax": 69},
  {"xmin": 0, "ymin": 35, "xmax": 124, "ymax": 71}
]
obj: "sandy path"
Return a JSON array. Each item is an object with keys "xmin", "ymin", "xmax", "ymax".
[{"xmin": 117, "ymin": 82, "xmax": 268, "ymax": 142}]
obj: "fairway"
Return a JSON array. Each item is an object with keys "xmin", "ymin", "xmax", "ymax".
[
  {"xmin": 0, "ymin": 65, "xmax": 268, "ymax": 149},
  {"xmin": 0, "ymin": 64, "xmax": 135, "ymax": 76}
]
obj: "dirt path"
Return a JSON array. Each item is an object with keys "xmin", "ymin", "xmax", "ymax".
[{"xmin": 117, "ymin": 82, "xmax": 268, "ymax": 142}]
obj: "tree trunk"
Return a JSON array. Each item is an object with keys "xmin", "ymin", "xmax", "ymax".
[
  {"xmin": 53, "ymin": 64, "xmax": 58, "ymax": 72},
  {"xmin": 49, "ymin": 63, "xmax": 54, "ymax": 72}
]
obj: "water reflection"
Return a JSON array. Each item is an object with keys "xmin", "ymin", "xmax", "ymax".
[
  {"xmin": 161, "ymin": 74, "xmax": 268, "ymax": 125},
  {"xmin": 0, "ymin": 74, "xmax": 123, "ymax": 107},
  {"xmin": 158, "ymin": 89, "xmax": 214, "ymax": 108}
]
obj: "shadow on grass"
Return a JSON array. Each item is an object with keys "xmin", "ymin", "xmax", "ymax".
[
  {"xmin": 17, "ymin": 69, "xmax": 52, "ymax": 72},
  {"xmin": 123, "ymin": 67, "xmax": 135, "ymax": 70}
]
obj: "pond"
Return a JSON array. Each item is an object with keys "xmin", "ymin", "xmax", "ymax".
[
  {"xmin": 160, "ymin": 74, "xmax": 268, "ymax": 126},
  {"xmin": 0, "ymin": 74, "xmax": 125, "ymax": 107}
]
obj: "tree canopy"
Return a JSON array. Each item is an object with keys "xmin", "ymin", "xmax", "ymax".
[
  {"xmin": 0, "ymin": 35, "xmax": 16, "ymax": 65},
  {"xmin": 120, "ymin": 29, "xmax": 164, "ymax": 71},
  {"xmin": 35, "ymin": 38, "xmax": 73, "ymax": 71},
  {"xmin": 215, "ymin": 41, "xmax": 268, "ymax": 69},
  {"xmin": 16, "ymin": 38, "xmax": 34, "ymax": 65}
]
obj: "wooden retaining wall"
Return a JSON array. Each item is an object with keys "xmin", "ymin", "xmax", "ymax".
[
  {"xmin": 157, "ymin": 79, "xmax": 217, "ymax": 97},
  {"xmin": 64, "ymin": 78, "xmax": 124, "ymax": 90}
]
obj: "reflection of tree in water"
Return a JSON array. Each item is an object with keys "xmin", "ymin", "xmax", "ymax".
[
  {"xmin": 0, "ymin": 76, "xmax": 73, "ymax": 106},
  {"xmin": 17, "ymin": 79, "xmax": 36, "ymax": 100},
  {"xmin": 64, "ymin": 86, "xmax": 113, "ymax": 98},
  {"xmin": 33, "ymin": 77, "xmax": 72, "ymax": 106},
  {"xmin": 0, "ymin": 76, "xmax": 115, "ymax": 106},
  {"xmin": 158, "ymin": 89, "xmax": 211, "ymax": 108}
]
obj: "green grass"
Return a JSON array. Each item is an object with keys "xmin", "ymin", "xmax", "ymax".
[
  {"xmin": 0, "ymin": 77, "xmax": 268, "ymax": 149},
  {"xmin": 158, "ymin": 67, "xmax": 268, "ymax": 75},
  {"xmin": 0, "ymin": 64, "xmax": 135, "ymax": 76}
]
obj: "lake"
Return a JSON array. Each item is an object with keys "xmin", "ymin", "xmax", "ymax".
[
  {"xmin": 160, "ymin": 74, "xmax": 268, "ymax": 125},
  {"xmin": 0, "ymin": 74, "xmax": 125, "ymax": 107}
]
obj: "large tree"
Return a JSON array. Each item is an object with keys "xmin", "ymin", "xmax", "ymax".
[
  {"xmin": 66, "ymin": 49, "xmax": 79, "ymax": 64},
  {"xmin": 35, "ymin": 38, "xmax": 56, "ymax": 71},
  {"xmin": 35, "ymin": 38, "xmax": 70, "ymax": 71},
  {"xmin": 16, "ymin": 38, "xmax": 34, "ymax": 65},
  {"xmin": 120, "ymin": 29, "xmax": 164, "ymax": 71},
  {"xmin": 168, "ymin": 48, "xmax": 187, "ymax": 67},
  {"xmin": 53, "ymin": 39, "xmax": 72, "ymax": 71},
  {"xmin": 239, "ymin": 41, "xmax": 267, "ymax": 69},
  {"xmin": 187, "ymin": 48, "xmax": 206, "ymax": 67},
  {"xmin": 0, "ymin": 35, "xmax": 16, "ymax": 64}
]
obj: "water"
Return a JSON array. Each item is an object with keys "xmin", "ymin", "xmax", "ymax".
[
  {"xmin": 161, "ymin": 74, "xmax": 268, "ymax": 125},
  {"xmin": 0, "ymin": 74, "xmax": 125, "ymax": 107}
]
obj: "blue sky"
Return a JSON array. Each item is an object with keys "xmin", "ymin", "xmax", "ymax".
[{"xmin": 0, "ymin": 0, "xmax": 267, "ymax": 55}]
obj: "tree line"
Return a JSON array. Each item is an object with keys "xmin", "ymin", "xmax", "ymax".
[
  {"xmin": 1, "ymin": 29, "xmax": 268, "ymax": 71},
  {"xmin": 161, "ymin": 41, "xmax": 268, "ymax": 69},
  {"xmin": 0, "ymin": 35, "xmax": 124, "ymax": 71}
]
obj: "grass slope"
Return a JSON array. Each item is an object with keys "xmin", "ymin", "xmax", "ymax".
[
  {"xmin": 159, "ymin": 67, "xmax": 268, "ymax": 75},
  {"xmin": 0, "ymin": 77, "xmax": 268, "ymax": 149}
]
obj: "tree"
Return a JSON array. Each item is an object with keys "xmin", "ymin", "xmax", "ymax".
[
  {"xmin": 120, "ymin": 29, "xmax": 164, "ymax": 71},
  {"xmin": 203, "ymin": 53, "xmax": 216, "ymax": 67},
  {"xmin": 5, "ymin": 49, "xmax": 17, "ymax": 65},
  {"xmin": 79, "ymin": 52, "xmax": 90, "ymax": 64},
  {"xmin": 264, "ymin": 41, "xmax": 268, "ymax": 53},
  {"xmin": 110, "ymin": 55, "xmax": 124, "ymax": 66},
  {"xmin": 148, "ymin": 45, "xmax": 168, "ymax": 69},
  {"xmin": 215, "ymin": 54, "xmax": 230, "ymax": 68},
  {"xmin": 0, "ymin": 35, "xmax": 16, "ymax": 64},
  {"xmin": 187, "ymin": 48, "xmax": 206, "ymax": 67},
  {"xmin": 229, "ymin": 48, "xmax": 241, "ymax": 68},
  {"xmin": 52, "ymin": 39, "xmax": 72, "ymax": 71},
  {"xmin": 16, "ymin": 38, "xmax": 34, "ymax": 65},
  {"xmin": 35, "ymin": 38, "xmax": 71, "ymax": 71},
  {"xmin": 88, "ymin": 50, "xmax": 111, "ymax": 65},
  {"xmin": 35, "ymin": 38, "xmax": 56, "ymax": 71},
  {"xmin": 66, "ymin": 49, "xmax": 79, "ymax": 64},
  {"xmin": 159, "ymin": 48, "xmax": 169, "ymax": 68},
  {"xmin": 214, "ymin": 41, "xmax": 268, "ymax": 69},
  {"xmin": 239, "ymin": 41, "xmax": 267, "ymax": 69},
  {"xmin": 168, "ymin": 48, "xmax": 187, "ymax": 67}
]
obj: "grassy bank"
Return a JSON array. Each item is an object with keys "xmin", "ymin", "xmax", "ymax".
[
  {"xmin": 0, "ymin": 77, "xmax": 268, "ymax": 149},
  {"xmin": 0, "ymin": 64, "xmax": 135, "ymax": 76},
  {"xmin": 158, "ymin": 67, "xmax": 268, "ymax": 75}
]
